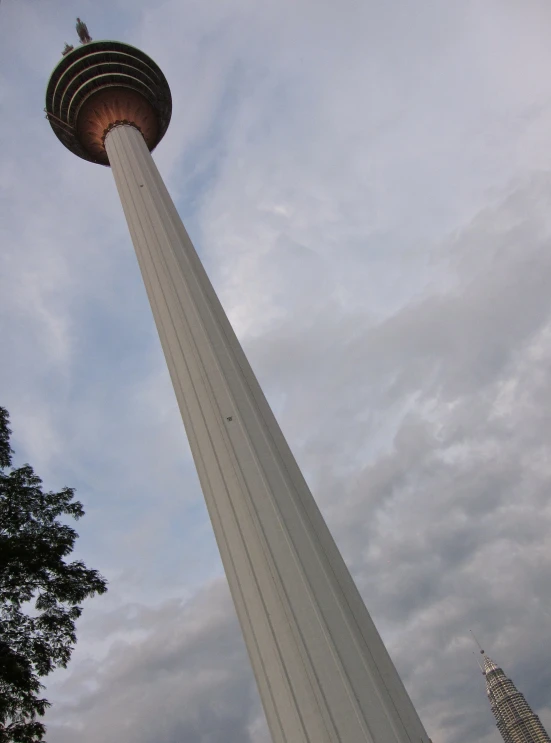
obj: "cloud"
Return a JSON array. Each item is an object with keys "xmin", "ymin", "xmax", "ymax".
[
  {"xmin": 237, "ymin": 175, "xmax": 551, "ymax": 743},
  {"xmin": 46, "ymin": 580, "xmax": 264, "ymax": 743}
]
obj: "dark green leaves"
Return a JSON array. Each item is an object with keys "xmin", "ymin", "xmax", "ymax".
[{"xmin": 0, "ymin": 407, "xmax": 107, "ymax": 742}]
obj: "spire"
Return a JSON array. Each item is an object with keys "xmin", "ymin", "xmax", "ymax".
[
  {"xmin": 473, "ymin": 651, "xmax": 485, "ymax": 674},
  {"xmin": 470, "ymin": 628, "xmax": 486, "ymax": 655},
  {"xmin": 482, "ymin": 654, "xmax": 499, "ymax": 674},
  {"xmin": 75, "ymin": 17, "xmax": 92, "ymax": 44},
  {"xmin": 478, "ymin": 650, "xmax": 551, "ymax": 743}
]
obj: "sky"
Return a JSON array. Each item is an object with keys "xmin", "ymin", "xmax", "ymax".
[{"xmin": 1, "ymin": 1, "xmax": 551, "ymax": 741}]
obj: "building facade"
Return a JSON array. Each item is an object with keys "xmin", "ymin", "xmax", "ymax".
[{"xmin": 482, "ymin": 654, "xmax": 550, "ymax": 743}]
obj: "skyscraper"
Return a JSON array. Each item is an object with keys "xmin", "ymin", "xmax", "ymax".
[
  {"xmin": 481, "ymin": 653, "xmax": 550, "ymax": 743},
  {"xmin": 45, "ymin": 31, "xmax": 430, "ymax": 743}
]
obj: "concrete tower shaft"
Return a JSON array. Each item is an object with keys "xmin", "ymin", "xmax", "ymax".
[
  {"xmin": 45, "ymin": 40, "xmax": 171, "ymax": 165},
  {"xmin": 45, "ymin": 38, "xmax": 430, "ymax": 743}
]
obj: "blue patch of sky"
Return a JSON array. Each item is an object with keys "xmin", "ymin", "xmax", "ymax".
[{"xmin": 170, "ymin": 58, "xmax": 253, "ymax": 247}]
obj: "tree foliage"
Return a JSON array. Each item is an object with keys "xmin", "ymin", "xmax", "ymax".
[{"xmin": 0, "ymin": 407, "xmax": 107, "ymax": 742}]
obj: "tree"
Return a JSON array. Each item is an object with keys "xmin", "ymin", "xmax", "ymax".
[{"xmin": 0, "ymin": 406, "xmax": 107, "ymax": 742}]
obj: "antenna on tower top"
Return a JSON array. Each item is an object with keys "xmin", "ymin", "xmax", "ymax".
[
  {"xmin": 469, "ymin": 629, "xmax": 485, "ymax": 655},
  {"xmin": 472, "ymin": 651, "xmax": 485, "ymax": 674},
  {"xmin": 76, "ymin": 17, "xmax": 92, "ymax": 45}
]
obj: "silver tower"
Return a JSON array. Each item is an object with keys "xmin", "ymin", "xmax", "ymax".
[
  {"xmin": 481, "ymin": 654, "xmax": 550, "ymax": 743},
  {"xmin": 45, "ymin": 33, "xmax": 430, "ymax": 743}
]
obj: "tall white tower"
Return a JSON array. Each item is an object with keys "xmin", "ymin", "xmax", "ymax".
[{"xmin": 46, "ymin": 35, "xmax": 430, "ymax": 743}]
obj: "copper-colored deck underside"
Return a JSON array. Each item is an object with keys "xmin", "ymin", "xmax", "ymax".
[{"xmin": 76, "ymin": 87, "xmax": 159, "ymax": 165}]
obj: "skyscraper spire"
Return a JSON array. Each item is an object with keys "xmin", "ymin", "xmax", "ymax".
[{"xmin": 480, "ymin": 651, "xmax": 550, "ymax": 743}]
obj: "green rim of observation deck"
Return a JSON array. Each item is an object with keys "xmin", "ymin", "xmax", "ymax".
[{"xmin": 45, "ymin": 40, "xmax": 172, "ymax": 166}]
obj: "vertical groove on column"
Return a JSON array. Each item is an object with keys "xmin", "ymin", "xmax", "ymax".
[
  {"xmin": 104, "ymin": 124, "xmax": 430, "ymax": 743},
  {"xmin": 107, "ymin": 127, "xmax": 318, "ymax": 742}
]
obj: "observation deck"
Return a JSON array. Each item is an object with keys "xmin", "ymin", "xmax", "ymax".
[{"xmin": 45, "ymin": 40, "xmax": 172, "ymax": 166}]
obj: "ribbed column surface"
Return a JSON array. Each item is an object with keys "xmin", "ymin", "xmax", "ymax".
[{"xmin": 105, "ymin": 123, "xmax": 430, "ymax": 743}]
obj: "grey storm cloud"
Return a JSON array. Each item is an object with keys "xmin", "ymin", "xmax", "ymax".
[
  {"xmin": 244, "ymin": 176, "xmax": 551, "ymax": 743},
  {"xmin": 46, "ymin": 581, "xmax": 263, "ymax": 743}
]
